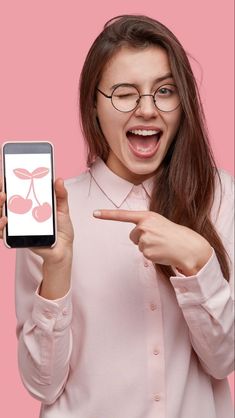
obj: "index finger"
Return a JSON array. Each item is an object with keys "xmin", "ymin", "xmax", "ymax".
[{"xmin": 93, "ymin": 209, "xmax": 148, "ymax": 224}]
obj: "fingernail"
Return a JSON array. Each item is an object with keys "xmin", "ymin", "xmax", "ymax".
[{"xmin": 93, "ymin": 210, "xmax": 101, "ymax": 217}]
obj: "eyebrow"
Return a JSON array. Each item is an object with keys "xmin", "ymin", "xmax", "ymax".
[{"xmin": 111, "ymin": 72, "xmax": 173, "ymax": 90}]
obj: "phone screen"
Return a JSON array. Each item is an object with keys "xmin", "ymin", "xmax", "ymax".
[{"xmin": 3, "ymin": 142, "xmax": 56, "ymax": 247}]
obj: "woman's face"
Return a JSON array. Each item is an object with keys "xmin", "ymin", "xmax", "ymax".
[{"xmin": 96, "ymin": 46, "xmax": 182, "ymax": 184}]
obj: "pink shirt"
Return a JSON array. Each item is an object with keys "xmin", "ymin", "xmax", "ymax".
[{"xmin": 15, "ymin": 157, "xmax": 234, "ymax": 418}]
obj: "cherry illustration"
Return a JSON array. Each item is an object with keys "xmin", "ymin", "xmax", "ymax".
[
  {"xmin": 8, "ymin": 195, "xmax": 32, "ymax": 214},
  {"xmin": 8, "ymin": 167, "xmax": 52, "ymax": 222},
  {"xmin": 32, "ymin": 203, "xmax": 52, "ymax": 222}
]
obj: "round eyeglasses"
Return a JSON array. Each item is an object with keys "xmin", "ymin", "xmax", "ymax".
[{"xmin": 97, "ymin": 83, "xmax": 181, "ymax": 113}]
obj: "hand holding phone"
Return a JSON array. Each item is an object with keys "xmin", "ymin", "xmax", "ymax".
[
  {"xmin": 1, "ymin": 141, "xmax": 74, "ymax": 300},
  {"xmin": 30, "ymin": 177, "xmax": 74, "ymax": 265},
  {"xmin": 1, "ymin": 141, "xmax": 74, "ymax": 255},
  {"xmin": 2, "ymin": 141, "xmax": 57, "ymax": 248},
  {"xmin": 33, "ymin": 176, "xmax": 75, "ymax": 300}
]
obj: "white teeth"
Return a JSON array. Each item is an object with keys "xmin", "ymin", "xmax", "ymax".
[
  {"xmin": 136, "ymin": 146, "xmax": 155, "ymax": 152},
  {"xmin": 129, "ymin": 129, "xmax": 160, "ymax": 136}
]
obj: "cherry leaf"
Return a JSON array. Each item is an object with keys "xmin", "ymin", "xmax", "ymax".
[
  {"xmin": 13, "ymin": 168, "xmax": 32, "ymax": 179},
  {"xmin": 32, "ymin": 167, "xmax": 49, "ymax": 179}
]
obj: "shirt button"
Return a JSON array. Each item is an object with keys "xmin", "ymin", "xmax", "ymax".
[
  {"xmin": 154, "ymin": 394, "xmax": 161, "ymax": 402},
  {"xmin": 133, "ymin": 186, "xmax": 141, "ymax": 195},
  {"xmin": 150, "ymin": 303, "xmax": 157, "ymax": 311},
  {"xmin": 62, "ymin": 307, "xmax": 69, "ymax": 316},
  {"xmin": 153, "ymin": 348, "xmax": 160, "ymax": 355},
  {"xmin": 144, "ymin": 260, "xmax": 150, "ymax": 267},
  {"xmin": 44, "ymin": 310, "xmax": 54, "ymax": 319},
  {"xmin": 179, "ymin": 286, "xmax": 188, "ymax": 293}
]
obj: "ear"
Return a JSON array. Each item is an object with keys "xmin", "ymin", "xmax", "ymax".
[
  {"xmin": 94, "ymin": 113, "xmax": 101, "ymax": 130},
  {"xmin": 94, "ymin": 94, "xmax": 97, "ymax": 110},
  {"xmin": 93, "ymin": 108, "xmax": 100, "ymax": 126},
  {"xmin": 93, "ymin": 107, "xmax": 97, "ymax": 118}
]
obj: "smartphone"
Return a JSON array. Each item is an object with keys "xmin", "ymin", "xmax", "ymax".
[{"xmin": 2, "ymin": 141, "xmax": 56, "ymax": 248}]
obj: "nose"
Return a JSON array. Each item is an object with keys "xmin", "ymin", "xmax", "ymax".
[{"xmin": 134, "ymin": 94, "xmax": 159, "ymax": 119}]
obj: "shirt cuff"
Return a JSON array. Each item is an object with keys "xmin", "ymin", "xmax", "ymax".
[
  {"xmin": 32, "ymin": 286, "xmax": 72, "ymax": 333},
  {"xmin": 170, "ymin": 249, "xmax": 225, "ymax": 306}
]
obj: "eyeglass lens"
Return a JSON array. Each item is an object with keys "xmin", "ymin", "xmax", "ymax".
[{"xmin": 111, "ymin": 84, "xmax": 180, "ymax": 112}]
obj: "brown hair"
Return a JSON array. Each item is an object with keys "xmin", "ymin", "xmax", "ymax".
[{"xmin": 79, "ymin": 14, "xmax": 230, "ymax": 281}]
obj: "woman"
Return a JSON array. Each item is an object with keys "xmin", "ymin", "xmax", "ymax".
[{"xmin": 0, "ymin": 14, "xmax": 234, "ymax": 418}]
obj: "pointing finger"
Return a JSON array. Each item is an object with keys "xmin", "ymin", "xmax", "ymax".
[{"xmin": 93, "ymin": 209, "xmax": 148, "ymax": 224}]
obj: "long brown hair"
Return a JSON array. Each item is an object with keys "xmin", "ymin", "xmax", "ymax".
[{"xmin": 79, "ymin": 14, "xmax": 230, "ymax": 281}]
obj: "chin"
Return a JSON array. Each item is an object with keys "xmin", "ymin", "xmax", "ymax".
[{"xmin": 126, "ymin": 158, "xmax": 160, "ymax": 175}]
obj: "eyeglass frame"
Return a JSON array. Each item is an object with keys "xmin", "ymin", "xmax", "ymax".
[{"xmin": 96, "ymin": 83, "xmax": 181, "ymax": 113}]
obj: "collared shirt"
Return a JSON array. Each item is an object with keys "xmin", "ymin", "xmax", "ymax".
[{"xmin": 15, "ymin": 157, "xmax": 234, "ymax": 418}]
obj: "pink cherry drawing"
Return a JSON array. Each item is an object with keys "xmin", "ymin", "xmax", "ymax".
[
  {"xmin": 8, "ymin": 195, "xmax": 33, "ymax": 214},
  {"xmin": 32, "ymin": 203, "xmax": 52, "ymax": 222}
]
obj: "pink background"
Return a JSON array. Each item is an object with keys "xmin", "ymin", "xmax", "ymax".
[{"xmin": 0, "ymin": 1, "xmax": 234, "ymax": 416}]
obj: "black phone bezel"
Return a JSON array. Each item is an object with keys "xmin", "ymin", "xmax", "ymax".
[{"xmin": 3, "ymin": 141, "xmax": 56, "ymax": 248}]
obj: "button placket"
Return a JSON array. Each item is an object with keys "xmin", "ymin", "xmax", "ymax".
[
  {"xmin": 142, "ymin": 266, "xmax": 166, "ymax": 414},
  {"xmin": 136, "ymin": 211, "xmax": 166, "ymax": 416}
]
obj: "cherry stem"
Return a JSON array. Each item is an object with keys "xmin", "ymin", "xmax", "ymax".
[
  {"xmin": 32, "ymin": 179, "xmax": 41, "ymax": 206},
  {"xmin": 26, "ymin": 179, "xmax": 41, "ymax": 206},
  {"xmin": 26, "ymin": 179, "xmax": 33, "ymax": 199}
]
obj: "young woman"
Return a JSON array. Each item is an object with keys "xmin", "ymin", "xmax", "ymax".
[{"xmin": 0, "ymin": 14, "xmax": 234, "ymax": 418}]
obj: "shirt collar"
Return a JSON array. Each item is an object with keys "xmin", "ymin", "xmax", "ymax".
[{"xmin": 90, "ymin": 157, "xmax": 155, "ymax": 208}]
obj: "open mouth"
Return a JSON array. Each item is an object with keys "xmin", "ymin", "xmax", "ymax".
[{"xmin": 126, "ymin": 129, "xmax": 162, "ymax": 158}]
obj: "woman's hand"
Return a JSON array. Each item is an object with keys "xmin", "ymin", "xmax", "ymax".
[
  {"xmin": 32, "ymin": 178, "xmax": 74, "ymax": 264},
  {"xmin": 0, "ymin": 176, "xmax": 74, "ymax": 299},
  {"xmin": 93, "ymin": 209, "xmax": 213, "ymax": 276},
  {"xmin": 34, "ymin": 178, "xmax": 74, "ymax": 299},
  {"xmin": 0, "ymin": 178, "xmax": 7, "ymax": 239}
]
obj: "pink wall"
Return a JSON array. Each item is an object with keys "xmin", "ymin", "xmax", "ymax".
[{"xmin": 0, "ymin": 1, "xmax": 233, "ymax": 416}]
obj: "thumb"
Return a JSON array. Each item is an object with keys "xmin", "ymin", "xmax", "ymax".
[{"xmin": 54, "ymin": 178, "xmax": 69, "ymax": 214}]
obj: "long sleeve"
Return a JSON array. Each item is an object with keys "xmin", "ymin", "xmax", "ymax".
[
  {"xmin": 170, "ymin": 170, "xmax": 234, "ymax": 379},
  {"xmin": 15, "ymin": 249, "xmax": 73, "ymax": 404}
]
